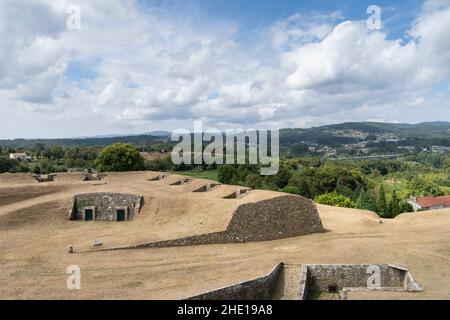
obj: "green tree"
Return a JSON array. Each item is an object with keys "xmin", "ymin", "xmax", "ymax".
[
  {"xmin": 356, "ymin": 189, "xmax": 378, "ymax": 212},
  {"xmin": 399, "ymin": 201, "xmax": 414, "ymax": 214},
  {"xmin": 376, "ymin": 185, "xmax": 388, "ymax": 217},
  {"xmin": 273, "ymin": 167, "xmax": 292, "ymax": 189},
  {"xmin": 407, "ymin": 176, "xmax": 444, "ymax": 197},
  {"xmin": 288, "ymin": 174, "xmax": 313, "ymax": 198},
  {"xmin": 0, "ymin": 158, "xmax": 17, "ymax": 173},
  {"xmin": 388, "ymin": 190, "xmax": 401, "ymax": 218},
  {"xmin": 217, "ymin": 165, "xmax": 236, "ymax": 184},
  {"xmin": 95, "ymin": 143, "xmax": 145, "ymax": 172},
  {"xmin": 245, "ymin": 173, "xmax": 263, "ymax": 189}
]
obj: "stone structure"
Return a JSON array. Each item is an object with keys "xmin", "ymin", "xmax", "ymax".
[
  {"xmin": 193, "ymin": 183, "xmax": 221, "ymax": 192},
  {"xmin": 298, "ymin": 264, "xmax": 422, "ymax": 299},
  {"xmin": 185, "ymin": 264, "xmax": 282, "ymax": 300},
  {"xmin": 185, "ymin": 263, "xmax": 423, "ymax": 300},
  {"xmin": 171, "ymin": 178, "xmax": 193, "ymax": 185},
  {"xmin": 408, "ymin": 195, "xmax": 450, "ymax": 212},
  {"xmin": 108, "ymin": 195, "xmax": 324, "ymax": 249},
  {"xmin": 68, "ymin": 192, "xmax": 143, "ymax": 222},
  {"xmin": 83, "ymin": 173, "xmax": 106, "ymax": 181},
  {"xmin": 149, "ymin": 173, "xmax": 168, "ymax": 181},
  {"xmin": 223, "ymin": 188, "xmax": 251, "ymax": 199},
  {"xmin": 34, "ymin": 174, "xmax": 56, "ymax": 183}
]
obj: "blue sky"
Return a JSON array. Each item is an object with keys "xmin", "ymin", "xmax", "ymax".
[
  {"xmin": 141, "ymin": 0, "xmax": 422, "ymax": 37},
  {"xmin": 0, "ymin": 0, "xmax": 449, "ymax": 138}
]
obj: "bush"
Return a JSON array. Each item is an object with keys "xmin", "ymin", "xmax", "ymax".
[
  {"xmin": 245, "ymin": 174, "xmax": 263, "ymax": 189},
  {"xmin": 282, "ymin": 186, "xmax": 301, "ymax": 195},
  {"xmin": 95, "ymin": 143, "xmax": 145, "ymax": 172},
  {"xmin": 217, "ymin": 165, "xmax": 236, "ymax": 184},
  {"xmin": 315, "ymin": 192, "xmax": 356, "ymax": 208},
  {"xmin": 145, "ymin": 157, "xmax": 173, "ymax": 171}
]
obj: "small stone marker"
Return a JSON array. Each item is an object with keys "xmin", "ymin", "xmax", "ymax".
[{"xmin": 92, "ymin": 240, "xmax": 103, "ymax": 247}]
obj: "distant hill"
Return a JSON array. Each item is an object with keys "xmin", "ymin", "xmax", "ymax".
[
  {"xmin": 1, "ymin": 121, "xmax": 449, "ymax": 150},
  {"xmin": 0, "ymin": 134, "xmax": 170, "ymax": 149},
  {"xmin": 280, "ymin": 121, "xmax": 450, "ymax": 147}
]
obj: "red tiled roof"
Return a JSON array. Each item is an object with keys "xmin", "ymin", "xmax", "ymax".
[{"xmin": 416, "ymin": 195, "xmax": 450, "ymax": 208}]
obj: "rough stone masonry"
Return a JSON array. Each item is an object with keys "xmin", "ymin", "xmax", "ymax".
[
  {"xmin": 68, "ymin": 192, "xmax": 143, "ymax": 221},
  {"xmin": 110, "ymin": 194, "xmax": 324, "ymax": 249}
]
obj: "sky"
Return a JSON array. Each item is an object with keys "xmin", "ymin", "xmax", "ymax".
[{"xmin": 0, "ymin": 0, "xmax": 449, "ymax": 139}]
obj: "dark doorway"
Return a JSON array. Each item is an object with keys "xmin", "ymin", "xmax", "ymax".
[
  {"xmin": 117, "ymin": 209, "xmax": 126, "ymax": 221},
  {"xmin": 85, "ymin": 209, "xmax": 94, "ymax": 221},
  {"xmin": 328, "ymin": 285, "xmax": 338, "ymax": 293}
]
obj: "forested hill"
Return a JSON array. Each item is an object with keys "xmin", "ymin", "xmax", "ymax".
[
  {"xmin": 1, "ymin": 121, "xmax": 449, "ymax": 149},
  {"xmin": 279, "ymin": 121, "xmax": 450, "ymax": 147},
  {"xmin": 0, "ymin": 134, "xmax": 170, "ymax": 149}
]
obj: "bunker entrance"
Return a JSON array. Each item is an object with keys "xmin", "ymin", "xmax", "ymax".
[
  {"xmin": 85, "ymin": 209, "xmax": 94, "ymax": 221},
  {"xmin": 224, "ymin": 188, "xmax": 250, "ymax": 199},
  {"xmin": 171, "ymin": 178, "xmax": 193, "ymax": 185},
  {"xmin": 117, "ymin": 209, "xmax": 126, "ymax": 221},
  {"xmin": 328, "ymin": 284, "xmax": 338, "ymax": 293},
  {"xmin": 193, "ymin": 183, "xmax": 221, "ymax": 192},
  {"xmin": 149, "ymin": 173, "xmax": 167, "ymax": 181}
]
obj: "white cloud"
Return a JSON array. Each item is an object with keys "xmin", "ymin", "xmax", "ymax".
[{"xmin": 0, "ymin": 0, "xmax": 449, "ymax": 138}]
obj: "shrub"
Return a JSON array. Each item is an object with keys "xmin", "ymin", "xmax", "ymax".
[
  {"xmin": 315, "ymin": 192, "xmax": 356, "ymax": 208},
  {"xmin": 282, "ymin": 186, "xmax": 301, "ymax": 195},
  {"xmin": 245, "ymin": 174, "xmax": 263, "ymax": 189},
  {"xmin": 217, "ymin": 165, "xmax": 236, "ymax": 184}
]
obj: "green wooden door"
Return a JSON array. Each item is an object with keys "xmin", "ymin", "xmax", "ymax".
[
  {"xmin": 117, "ymin": 209, "xmax": 126, "ymax": 221},
  {"xmin": 85, "ymin": 209, "xmax": 93, "ymax": 221}
]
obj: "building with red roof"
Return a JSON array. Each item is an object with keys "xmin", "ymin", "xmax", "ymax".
[{"xmin": 408, "ymin": 195, "xmax": 450, "ymax": 212}]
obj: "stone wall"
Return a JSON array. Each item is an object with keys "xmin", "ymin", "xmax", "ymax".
[
  {"xmin": 184, "ymin": 263, "xmax": 423, "ymax": 300},
  {"xmin": 298, "ymin": 264, "xmax": 423, "ymax": 299},
  {"xmin": 112, "ymin": 195, "xmax": 324, "ymax": 249},
  {"xmin": 185, "ymin": 264, "xmax": 282, "ymax": 300},
  {"xmin": 304, "ymin": 264, "xmax": 404, "ymax": 294},
  {"xmin": 68, "ymin": 192, "xmax": 143, "ymax": 221}
]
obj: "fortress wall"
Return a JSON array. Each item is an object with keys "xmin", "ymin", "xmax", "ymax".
[
  {"xmin": 185, "ymin": 263, "xmax": 422, "ymax": 300},
  {"xmin": 185, "ymin": 264, "xmax": 282, "ymax": 300}
]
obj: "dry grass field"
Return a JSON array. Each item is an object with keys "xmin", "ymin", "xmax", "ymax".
[{"xmin": 0, "ymin": 172, "xmax": 449, "ymax": 300}]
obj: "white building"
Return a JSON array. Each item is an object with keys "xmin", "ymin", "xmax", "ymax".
[{"xmin": 9, "ymin": 153, "xmax": 30, "ymax": 161}]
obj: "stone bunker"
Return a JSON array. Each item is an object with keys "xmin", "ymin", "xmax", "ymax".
[
  {"xmin": 68, "ymin": 192, "xmax": 143, "ymax": 222},
  {"xmin": 113, "ymin": 195, "xmax": 324, "ymax": 249},
  {"xmin": 171, "ymin": 178, "xmax": 193, "ymax": 185},
  {"xmin": 34, "ymin": 174, "xmax": 56, "ymax": 183},
  {"xmin": 223, "ymin": 188, "xmax": 251, "ymax": 199},
  {"xmin": 193, "ymin": 183, "xmax": 221, "ymax": 192},
  {"xmin": 148, "ymin": 173, "xmax": 168, "ymax": 181},
  {"xmin": 83, "ymin": 173, "xmax": 106, "ymax": 181},
  {"xmin": 185, "ymin": 263, "xmax": 423, "ymax": 300}
]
